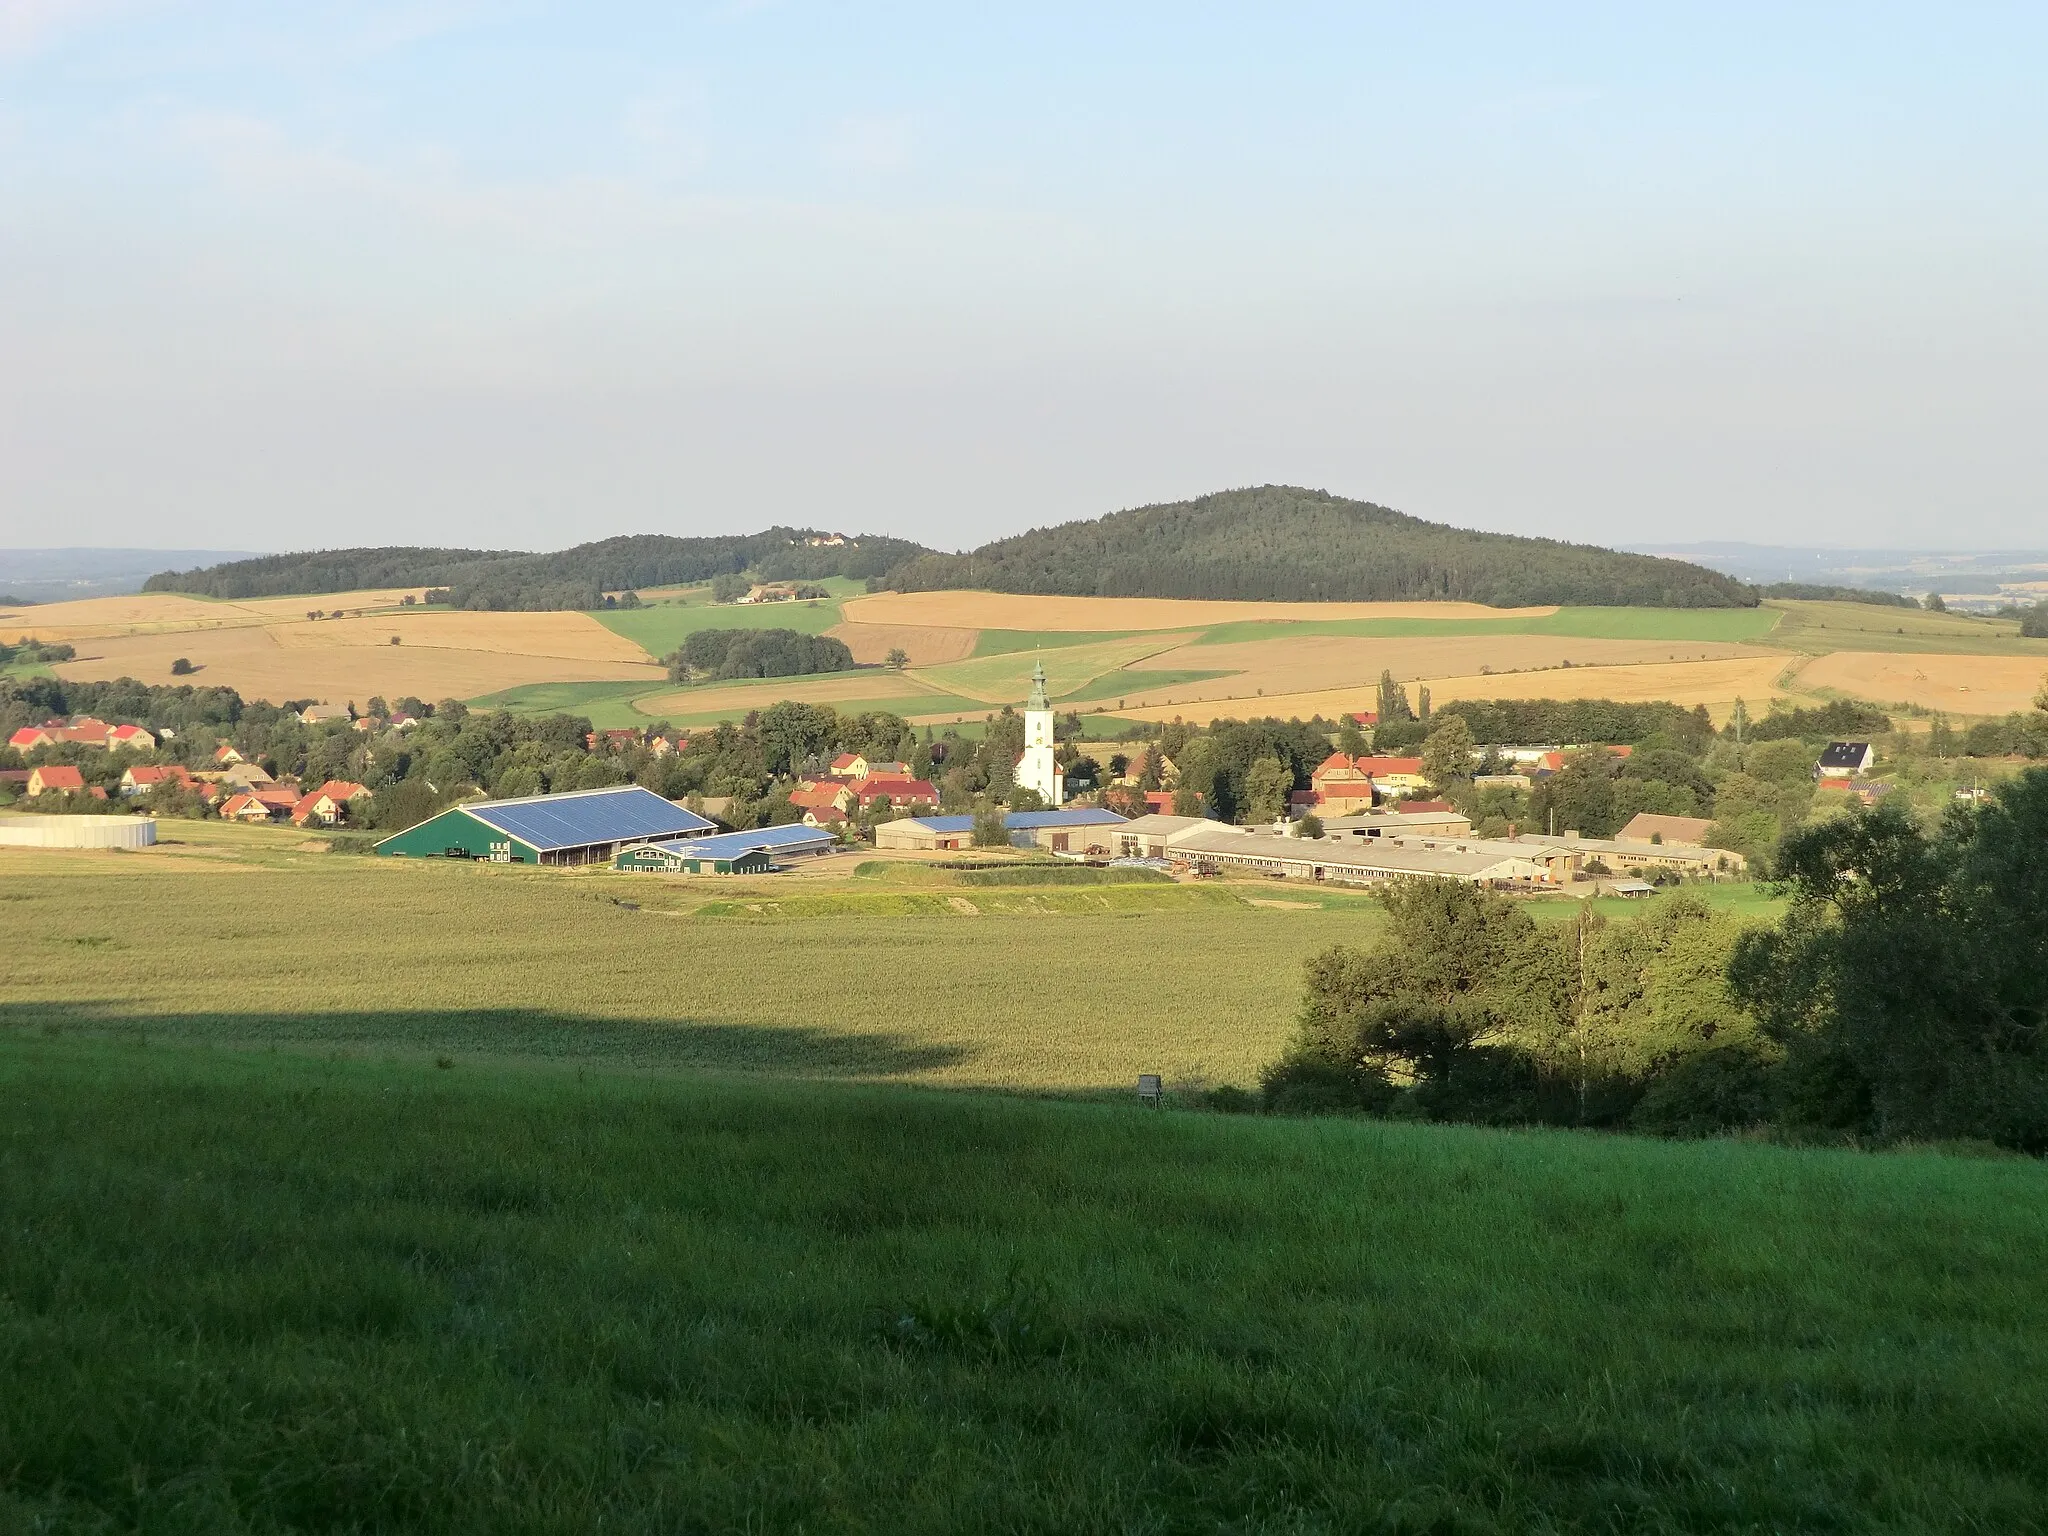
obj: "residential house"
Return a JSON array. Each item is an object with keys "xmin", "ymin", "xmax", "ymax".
[
  {"xmin": 299, "ymin": 704, "xmax": 352, "ymax": 725},
  {"xmin": 107, "ymin": 724, "xmax": 156, "ymax": 751},
  {"xmin": 9, "ymin": 725, "xmax": 57, "ymax": 750},
  {"xmin": 222, "ymin": 762, "xmax": 275, "ymax": 788},
  {"xmin": 853, "ymin": 775, "xmax": 939, "ymax": 813},
  {"xmin": 212, "ymin": 743, "xmax": 245, "ymax": 766},
  {"xmin": 291, "ymin": 780, "xmax": 371, "ymax": 826},
  {"xmin": 219, "ymin": 793, "xmax": 281, "ymax": 822},
  {"xmin": 27, "ymin": 764, "xmax": 86, "ymax": 797},
  {"xmin": 1816, "ymin": 741, "xmax": 1876, "ymax": 777},
  {"xmin": 790, "ymin": 781, "xmax": 854, "ymax": 817},
  {"xmin": 120, "ymin": 764, "xmax": 197, "ymax": 798}
]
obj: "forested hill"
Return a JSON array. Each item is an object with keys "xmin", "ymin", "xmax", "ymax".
[
  {"xmin": 145, "ymin": 531, "xmax": 930, "ymax": 610},
  {"xmin": 881, "ymin": 487, "xmax": 1756, "ymax": 608}
]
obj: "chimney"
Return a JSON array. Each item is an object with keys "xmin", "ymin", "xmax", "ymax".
[{"xmin": 1564, "ymin": 830, "xmax": 1580, "ymax": 841}]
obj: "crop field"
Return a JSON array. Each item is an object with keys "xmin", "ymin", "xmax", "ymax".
[
  {"xmin": 6, "ymin": 1033, "xmax": 2047, "ymax": 1532},
  {"xmin": 23, "ymin": 577, "xmax": 2047, "ymax": 729},
  {"xmin": 1794, "ymin": 651, "xmax": 2048, "ymax": 717}
]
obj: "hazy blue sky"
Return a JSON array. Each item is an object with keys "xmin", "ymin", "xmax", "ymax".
[{"xmin": 2, "ymin": 2, "xmax": 2043, "ymax": 552}]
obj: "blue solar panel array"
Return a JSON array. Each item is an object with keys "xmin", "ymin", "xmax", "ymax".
[
  {"xmin": 465, "ymin": 786, "xmax": 713, "ymax": 852},
  {"xmin": 1003, "ymin": 808, "xmax": 1127, "ymax": 830},
  {"xmin": 642, "ymin": 823, "xmax": 836, "ymax": 862}
]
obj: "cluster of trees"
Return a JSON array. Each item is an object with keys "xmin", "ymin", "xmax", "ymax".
[
  {"xmin": 1433, "ymin": 698, "xmax": 1718, "ymax": 750},
  {"xmin": 1736, "ymin": 698, "xmax": 1892, "ymax": 743},
  {"xmin": 1758, "ymin": 583, "xmax": 1921, "ymax": 607},
  {"xmin": 0, "ymin": 638, "xmax": 75, "ymax": 669},
  {"xmin": 1256, "ymin": 771, "xmax": 2048, "ymax": 1148},
  {"xmin": 145, "ymin": 530, "xmax": 930, "ymax": 611},
  {"xmin": 662, "ymin": 629, "xmax": 855, "ymax": 684},
  {"xmin": 881, "ymin": 486, "xmax": 1759, "ymax": 609}
]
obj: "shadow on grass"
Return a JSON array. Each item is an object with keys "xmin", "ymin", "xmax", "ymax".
[{"xmin": 0, "ymin": 1000, "xmax": 971, "ymax": 1077}]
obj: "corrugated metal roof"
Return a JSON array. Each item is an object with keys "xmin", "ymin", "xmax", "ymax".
[
  {"xmin": 1003, "ymin": 808, "xmax": 1127, "ymax": 829},
  {"xmin": 638, "ymin": 823, "xmax": 836, "ymax": 861},
  {"xmin": 464, "ymin": 785, "xmax": 713, "ymax": 852}
]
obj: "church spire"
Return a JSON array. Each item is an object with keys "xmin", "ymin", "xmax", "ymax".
[{"xmin": 1027, "ymin": 661, "xmax": 1050, "ymax": 712}]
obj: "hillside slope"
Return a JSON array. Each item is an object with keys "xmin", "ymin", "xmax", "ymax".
[
  {"xmin": 884, "ymin": 486, "xmax": 1756, "ymax": 608},
  {"xmin": 146, "ymin": 530, "xmax": 931, "ymax": 610}
]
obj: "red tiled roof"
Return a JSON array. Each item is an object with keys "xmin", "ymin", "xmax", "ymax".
[
  {"xmin": 1351, "ymin": 757, "xmax": 1424, "ymax": 775},
  {"xmin": 31, "ymin": 765, "xmax": 85, "ymax": 790},
  {"xmin": 9, "ymin": 726, "xmax": 51, "ymax": 748}
]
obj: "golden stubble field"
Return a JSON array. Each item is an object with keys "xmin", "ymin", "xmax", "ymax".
[
  {"xmin": 823, "ymin": 621, "xmax": 980, "ymax": 667},
  {"xmin": 8, "ymin": 590, "xmax": 664, "ymax": 705},
  {"xmin": 1796, "ymin": 652, "xmax": 2048, "ymax": 717},
  {"xmin": 1117, "ymin": 655, "xmax": 1799, "ymax": 727}
]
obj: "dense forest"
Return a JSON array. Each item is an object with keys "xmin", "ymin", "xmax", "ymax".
[
  {"xmin": 880, "ymin": 487, "xmax": 1757, "ymax": 608},
  {"xmin": 145, "ymin": 531, "xmax": 930, "ymax": 610},
  {"xmin": 1757, "ymin": 582, "xmax": 1920, "ymax": 607}
]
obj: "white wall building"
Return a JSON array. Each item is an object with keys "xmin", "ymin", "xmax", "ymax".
[{"xmin": 1015, "ymin": 662, "xmax": 1065, "ymax": 807}]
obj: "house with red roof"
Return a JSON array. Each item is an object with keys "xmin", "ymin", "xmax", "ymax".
[
  {"xmin": 292, "ymin": 780, "xmax": 372, "ymax": 826},
  {"xmin": 9, "ymin": 725, "xmax": 56, "ymax": 751},
  {"xmin": 790, "ymin": 781, "xmax": 854, "ymax": 816},
  {"xmin": 120, "ymin": 764, "xmax": 197, "ymax": 797},
  {"xmin": 212, "ymin": 743, "xmax": 245, "ymax": 766},
  {"xmin": 219, "ymin": 792, "xmax": 281, "ymax": 822},
  {"xmin": 26, "ymin": 764, "xmax": 86, "ymax": 797},
  {"xmin": 853, "ymin": 775, "xmax": 938, "ymax": 812},
  {"xmin": 107, "ymin": 724, "xmax": 156, "ymax": 750}
]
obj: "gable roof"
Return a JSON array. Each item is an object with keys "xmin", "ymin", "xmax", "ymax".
[
  {"xmin": 636, "ymin": 824, "xmax": 837, "ymax": 863},
  {"xmin": 458, "ymin": 784, "xmax": 714, "ymax": 852},
  {"xmin": 1817, "ymin": 742, "xmax": 1873, "ymax": 770},
  {"xmin": 30, "ymin": 765, "xmax": 85, "ymax": 789}
]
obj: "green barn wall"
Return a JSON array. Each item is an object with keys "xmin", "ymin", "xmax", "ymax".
[{"xmin": 376, "ymin": 808, "xmax": 539, "ymax": 862}]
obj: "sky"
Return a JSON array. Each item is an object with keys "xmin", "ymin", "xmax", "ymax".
[{"xmin": 1, "ymin": 2, "xmax": 2044, "ymax": 554}]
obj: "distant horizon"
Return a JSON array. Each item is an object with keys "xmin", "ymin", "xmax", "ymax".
[{"xmin": 4, "ymin": 5, "xmax": 2044, "ymax": 550}]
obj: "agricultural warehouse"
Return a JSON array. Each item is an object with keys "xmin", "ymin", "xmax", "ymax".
[
  {"xmin": 871, "ymin": 807, "xmax": 1126, "ymax": 853},
  {"xmin": 616, "ymin": 823, "xmax": 839, "ymax": 874},
  {"xmin": 1170, "ymin": 825, "xmax": 1561, "ymax": 887},
  {"xmin": 376, "ymin": 785, "xmax": 714, "ymax": 866}
]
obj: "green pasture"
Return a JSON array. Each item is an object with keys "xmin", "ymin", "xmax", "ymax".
[
  {"xmin": 5, "ymin": 1035, "xmax": 2045, "ymax": 1532},
  {"xmin": 1766, "ymin": 599, "xmax": 2048, "ymax": 657},
  {"xmin": 1058, "ymin": 666, "xmax": 1235, "ymax": 704},
  {"xmin": 917, "ymin": 634, "xmax": 1192, "ymax": 705},
  {"xmin": 466, "ymin": 680, "xmax": 664, "ymax": 728},
  {"xmin": 589, "ymin": 581, "xmax": 857, "ymax": 659},
  {"xmin": 971, "ymin": 628, "xmax": 1153, "ymax": 656}
]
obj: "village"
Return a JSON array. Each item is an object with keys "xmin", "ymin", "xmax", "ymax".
[{"xmin": 0, "ymin": 660, "xmax": 1875, "ymax": 898}]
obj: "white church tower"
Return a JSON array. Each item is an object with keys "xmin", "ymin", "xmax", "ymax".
[{"xmin": 1016, "ymin": 662, "xmax": 1065, "ymax": 807}]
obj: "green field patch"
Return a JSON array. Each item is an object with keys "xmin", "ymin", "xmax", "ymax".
[
  {"xmin": 920, "ymin": 635, "xmax": 1194, "ymax": 704},
  {"xmin": 466, "ymin": 680, "xmax": 660, "ymax": 727},
  {"xmin": 4, "ymin": 1035, "xmax": 2046, "ymax": 1531},
  {"xmin": 971, "ymin": 628, "xmax": 1146, "ymax": 657},
  {"xmin": 649, "ymin": 687, "xmax": 987, "ymax": 728},
  {"xmin": 591, "ymin": 587, "xmax": 851, "ymax": 659},
  {"xmin": 1766, "ymin": 599, "xmax": 2048, "ymax": 657},
  {"xmin": 1057, "ymin": 667, "xmax": 1236, "ymax": 705}
]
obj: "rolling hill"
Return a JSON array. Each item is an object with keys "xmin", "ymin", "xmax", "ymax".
[
  {"xmin": 145, "ymin": 489, "xmax": 1755, "ymax": 613},
  {"xmin": 882, "ymin": 486, "xmax": 1756, "ymax": 608},
  {"xmin": 144, "ymin": 531, "xmax": 930, "ymax": 611}
]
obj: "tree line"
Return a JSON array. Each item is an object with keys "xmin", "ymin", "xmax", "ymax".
[{"xmin": 144, "ymin": 530, "xmax": 930, "ymax": 610}]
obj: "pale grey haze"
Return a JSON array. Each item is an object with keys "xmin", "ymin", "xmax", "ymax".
[{"xmin": 1, "ymin": 3, "xmax": 2043, "ymax": 554}]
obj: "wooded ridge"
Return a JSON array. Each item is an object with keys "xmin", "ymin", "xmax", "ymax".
[{"xmin": 146, "ymin": 488, "xmax": 1755, "ymax": 610}]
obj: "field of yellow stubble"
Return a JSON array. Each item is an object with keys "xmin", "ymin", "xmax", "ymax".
[
  {"xmin": 1117, "ymin": 654, "xmax": 1798, "ymax": 727},
  {"xmin": 43, "ymin": 608, "xmax": 662, "ymax": 705},
  {"xmin": 824, "ymin": 621, "xmax": 980, "ymax": 667},
  {"xmin": 1796, "ymin": 652, "xmax": 2048, "ymax": 718}
]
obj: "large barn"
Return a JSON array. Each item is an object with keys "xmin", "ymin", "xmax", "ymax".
[
  {"xmin": 375, "ymin": 785, "xmax": 715, "ymax": 865},
  {"xmin": 614, "ymin": 823, "xmax": 839, "ymax": 874}
]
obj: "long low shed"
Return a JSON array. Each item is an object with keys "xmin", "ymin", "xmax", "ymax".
[
  {"xmin": 872, "ymin": 807, "xmax": 1126, "ymax": 852},
  {"xmin": 616, "ymin": 823, "xmax": 839, "ymax": 874},
  {"xmin": 376, "ymin": 785, "xmax": 715, "ymax": 865},
  {"xmin": 1169, "ymin": 827, "xmax": 1553, "ymax": 886}
]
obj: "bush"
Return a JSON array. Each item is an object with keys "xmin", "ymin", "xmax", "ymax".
[
  {"xmin": 1630, "ymin": 1047, "xmax": 1775, "ymax": 1137},
  {"xmin": 1259, "ymin": 1055, "xmax": 1391, "ymax": 1116},
  {"xmin": 1203, "ymin": 1085, "xmax": 1259, "ymax": 1115}
]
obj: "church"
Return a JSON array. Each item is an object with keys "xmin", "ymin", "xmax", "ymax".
[{"xmin": 1015, "ymin": 662, "xmax": 1064, "ymax": 807}]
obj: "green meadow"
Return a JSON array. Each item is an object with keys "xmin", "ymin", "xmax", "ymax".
[{"xmin": 4, "ymin": 1036, "xmax": 2045, "ymax": 1533}]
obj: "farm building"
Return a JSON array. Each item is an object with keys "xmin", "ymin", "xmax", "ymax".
[
  {"xmin": 1320, "ymin": 808, "xmax": 1475, "ymax": 839},
  {"xmin": 1615, "ymin": 813, "xmax": 1714, "ymax": 848},
  {"xmin": 1817, "ymin": 741, "xmax": 1876, "ymax": 776},
  {"xmin": 376, "ymin": 785, "xmax": 714, "ymax": 865},
  {"xmin": 1170, "ymin": 825, "xmax": 1556, "ymax": 887},
  {"xmin": 615, "ymin": 823, "xmax": 838, "ymax": 874},
  {"xmin": 870, "ymin": 807, "xmax": 1127, "ymax": 853}
]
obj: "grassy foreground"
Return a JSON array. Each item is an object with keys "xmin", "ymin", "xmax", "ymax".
[{"xmin": 4, "ymin": 1037, "xmax": 2045, "ymax": 1532}]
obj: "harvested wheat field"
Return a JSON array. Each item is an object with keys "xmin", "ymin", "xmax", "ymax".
[
  {"xmin": 1124, "ymin": 634, "xmax": 1768, "ymax": 706},
  {"xmin": 55, "ymin": 617, "xmax": 664, "ymax": 706},
  {"xmin": 1, "ymin": 587, "xmax": 430, "ymax": 644},
  {"xmin": 825, "ymin": 622, "xmax": 980, "ymax": 667},
  {"xmin": 1798, "ymin": 652, "xmax": 2048, "ymax": 718},
  {"xmin": 843, "ymin": 591, "xmax": 1556, "ymax": 632},
  {"xmin": 1116, "ymin": 655, "xmax": 1798, "ymax": 727},
  {"xmin": 633, "ymin": 671, "xmax": 954, "ymax": 719}
]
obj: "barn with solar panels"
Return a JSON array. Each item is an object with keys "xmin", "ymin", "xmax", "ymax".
[
  {"xmin": 374, "ymin": 785, "xmax": 715, "ymax": 866},
  {"xmin": 615, "ymin": 822, "xmax": 838, "ymax": 874}
]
